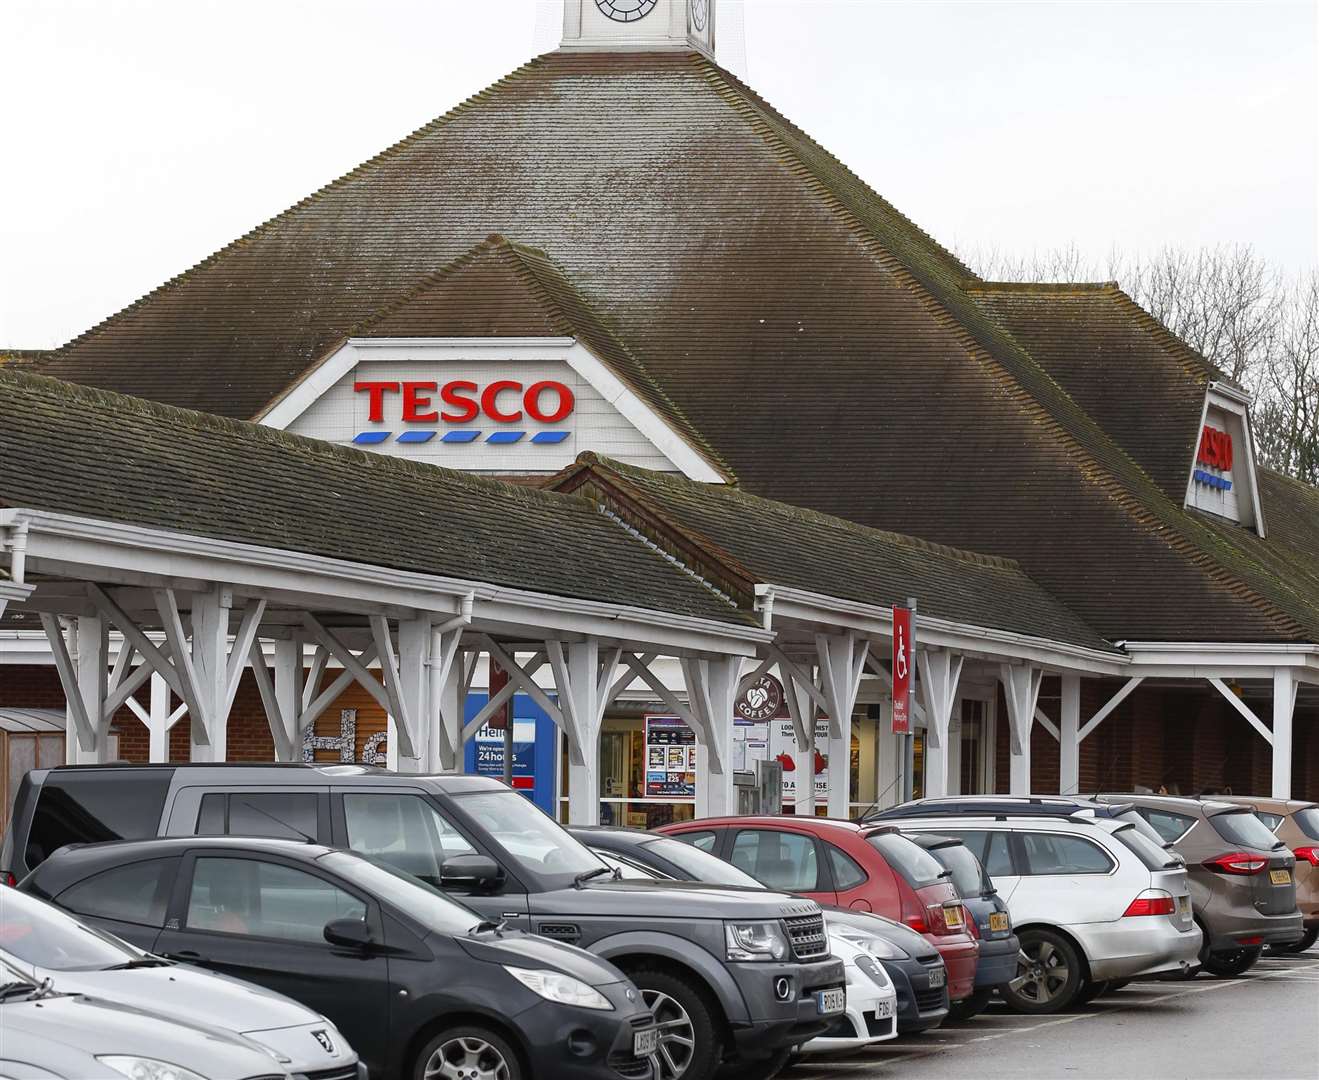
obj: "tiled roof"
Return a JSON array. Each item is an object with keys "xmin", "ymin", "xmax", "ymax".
[
  {"xmin": 555, "ymin": 454, "xmax": 1117, "ymax": 654},
  {"xmin": 30, "ymin": 50, "xmax": 1319, "ymax": 645},
  {"xmin": 0, "ymin": 369, "xmax": 749, "ymax": 628}
]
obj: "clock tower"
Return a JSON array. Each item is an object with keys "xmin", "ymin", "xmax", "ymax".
[{"xmin": 561, "ymin": 0, "xmax": 715, "ymax": 59}]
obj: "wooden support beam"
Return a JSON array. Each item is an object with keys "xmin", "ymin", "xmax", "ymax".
[
  {"xmin": 1078, "ymin": 676, "xmax": 1146, "ymax": 742},
  {"xmin": 39, "ymin": 614, "xmax": 96, "ymax": 749},
  {"xmin": 1208, "ymin": 677, "xmax": 1273, "ymax": 746}
]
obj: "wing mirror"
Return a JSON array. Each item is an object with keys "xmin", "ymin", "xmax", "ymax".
[
  {"xmin": 324, "ymin": 917, "xmax": 374, "ymax": 950},
  {"xmin": 440, "ymin": 854, "xmax": 505, "ymax": 892}
]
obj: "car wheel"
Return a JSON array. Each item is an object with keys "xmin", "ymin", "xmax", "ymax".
[
  {"xmin": 1000, "ymin": 930, "xmax": 1083, "ymax": 1014},
  {"xmin": 414, "ymin": 1026, "xmax": 521, "ymax": 1080},
  {"xmin": 1201, "ymin": 946, "xmax": 1262, "ymax": 978},
  {"xmin": 634, "ymin": 969, "xmax": 722, "ymax": 1080},
  {"xmin": 947, "ymin": 988, "xmax": 993, "ymax": 1021},
  {"xmin": 717, "ymin": 1048, "xmax": 792, "ymax": 1080},
  {"xmin": 1073, "ymin": 979, "xmax": 1109, "ymax": 1006},
  {"xmin": 1270, "ymin": 927, "xmax": 1319, "ymax": 955}
]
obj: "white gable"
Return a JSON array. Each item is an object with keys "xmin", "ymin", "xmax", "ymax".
[
  {"xmin": 1184, "ymin": 382, "xmax": 1265, "ymax": 535},
  {"xmin": 260, "ymin": 338, "xmax": 724, "ymax": 482}
]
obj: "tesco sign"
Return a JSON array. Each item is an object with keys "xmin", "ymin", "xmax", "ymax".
[{"xmin": 351, "ymin": 378, "xmax": 575, "ymax": 446}]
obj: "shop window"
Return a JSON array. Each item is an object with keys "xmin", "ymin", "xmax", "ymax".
[{"xmin": 730, "ymin": 830, "xmax": 821, "ymax": 892}]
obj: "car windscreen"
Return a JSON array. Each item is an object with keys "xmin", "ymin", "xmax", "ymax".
[
  {"xmin": 1210, "ymin": 809, "xmax": 1282, "ymax": 849},
  {"xmin": 925, "ymin": 842, "xmax": 988, "ymax": 897},
  {"xmin": 319, "ymin": 852, "xmax": 482, "ymax": 935},
  {"xmin": 0, "ymin": 888, "xmax": 136, "ymax": 971},
  {"xmin": 1293, "ymin": 807, "xmax": 1319, "ymax": 841},
  {"xmin": 452, "ymin": 790, "xmax": 604, "ymax": 881},
  {"xmin": 641, "ymin": 836, "xmax": 764, "ymax": 889},
  {"xmin": 1110, "ymin": 825, "xmax": 1179, "ymax": 871},
  {"xmin": 866, "ymin": 832, "xmax": 947, "ymax": 888}
]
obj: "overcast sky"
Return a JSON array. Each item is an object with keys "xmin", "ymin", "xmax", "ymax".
[{"xmin": 2, "ymin": 0, "xmax": 1315, "ymax": 348}]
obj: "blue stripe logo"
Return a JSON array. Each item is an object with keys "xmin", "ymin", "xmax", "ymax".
[
  {"xmin": 1193, "ymin": 468, "xmax": 1232, "ymax": 492},
  {"xmin": 353, "ymin": 430, "xmax": 571, "ymax": 447}
]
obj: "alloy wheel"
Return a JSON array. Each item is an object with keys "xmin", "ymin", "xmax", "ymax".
[
  {"xmin": 642, "ymin": 988, "xmax": 697, "ymax": 1080},
  {"xmin": 1010, "ymin": 940, "xmax": 1071, "ymax": 1005},
  {"xmin": 424, "ymin": 1036, "xmax": 513, "ymax": 1080}
]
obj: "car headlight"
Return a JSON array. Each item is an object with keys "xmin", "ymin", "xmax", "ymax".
[
  {"xmin": 503, "ymin": 967, "xmax": 614, "ymax": 1011},
  {"xmin": 96, "ymin": 1059, "xmax": 208, "ymax": 1080},
  {"xmin": 725, "ymin": 920, "xmax": 791, "ymax": 962},
  {"xmin": 854, "ymin": 954, "xmax": 893, "ymax": 990},
  {"xmin": 834, "ymin": 930, "xmax": 907, "ymax": 961}
]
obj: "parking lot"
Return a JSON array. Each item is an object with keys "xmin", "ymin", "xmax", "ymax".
[{"xmin": 785, "ymin": 948, "xmax": 1319, "ymax": 1080}]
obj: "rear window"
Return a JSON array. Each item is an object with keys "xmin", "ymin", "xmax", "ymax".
[
  {"xmin": 1110, "ymin": 826, "xmax": 1177, "ymax": 871},
  {"xmin": 926, "ymin": 842, "xmax": 988, "ymax": 896},
  {"xmin": 26, "ymin": 771, "xmax": 171, "ymax": 869},
  {"xmin": 1293, "ymin": 807, "xmax": 1319, "ymax": 841},
  {"xmin": 1134, "ymin": 807, "xmax": 1196, "ymax": 844},
  {"xmin": 1113, "ymin": 810, "xmax": 1170, "ymax": 849},
  {"xmin": 1254, "ymin": 811, "xmax": 1284, "ymax": 833},
  {"xmin": 1210, "ymin": 809, "xmax": 1280, "ymax": 849},
  {"xmin": 866, "ymin": 832, "xmax": 946, "ymax": 888}
]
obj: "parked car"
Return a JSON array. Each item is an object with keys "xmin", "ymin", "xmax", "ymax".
[
  {"xmin": 0, "ymin": 885, "xmax": 363, "ymax": 1078},
  {"xmin": 6, "ymin": 765, "xmax": 844, "ymax": 1080},
  {"xmin": 1096, "ymin": 793, "xmax": 1304, "ymax": 975},
  {"xmin": 905, "ymin": 833, "xmax": 1019, "ymax": 1018},
  {"xmin": 571, "ymin": 825, "xmax": 950, "ymax": 1035},
  {"xmin": 0, "ymin": 958, "xmax": 296, "ymax": 1080},
  {"xmin": 1213, "ymin": 796, "xmax": 1319, "ymax": 954},
  {"xmin": 873, "ymin": 809, "xmax": 1202, "ymax": 1011},
  {"xmin": 657, "ymin": 816, "xmax": 979, "ymax": 1004},
  {"xmin": 19, "ymin": 835, "xmax": 659, "ymax": 1080}
]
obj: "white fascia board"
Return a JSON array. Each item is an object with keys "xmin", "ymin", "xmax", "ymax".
[
  {"xmin": 755, "ymin": 584, "xmax": 1128, "ymax": 676},
  {"xmin": 1, "ymin": 509, "xmax": 765, "ymax": 658}
]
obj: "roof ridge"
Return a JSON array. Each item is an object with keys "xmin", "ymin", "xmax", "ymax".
[
  {"xmin": 969, "ymin": 281, "xmax": 1121, "ymax": 294},
  {"xmin": 690, "ymin": 60, "xmax": 1309, "ymax": 638},
  {"xmin": 45, "ymin": 57, "xmax": 552, "ymax": 360},
  {"xmin": 0, "ymin": 367, "xmax": 597, "ymax": 515},
  {"xmin": 581, "ymin": 453, "xmax": 1030, "ymax": 574}
]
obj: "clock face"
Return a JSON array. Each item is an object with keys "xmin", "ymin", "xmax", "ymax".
[
  {"xmin": 690, "ymin": 0, "xmax": 709, "ymax": 32},
  {"xmin": 595, "ymin": 0, "xmax": 659, "ymax": 23}
]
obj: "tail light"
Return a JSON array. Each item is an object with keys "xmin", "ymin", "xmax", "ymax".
[
  {"xmin": 966, "ymin": 913, "xmax": 982, "ymax": 940},
  {"xmin": 1294, "ymin": 846, "xmax": 1319, "ymax": 867},
  {"xmin": 2, "ymin": 873, "xmax": 14, "ymax": 888},
  {"xmin": 1123, "ymin": 890, "xmax": 1176, "ymax": 917},
  {"xmin": 1202, "ymin": 852, "xmax": 1268, "ymax": 875},
  {"xmin": 904, "ymin": 914, "xmax": 929, "ymax": 933}
]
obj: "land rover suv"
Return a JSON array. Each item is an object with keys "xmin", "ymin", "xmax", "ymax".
[{"xmin": 4, "ymin": 764, "xmax": 845, "ymax": 1080}]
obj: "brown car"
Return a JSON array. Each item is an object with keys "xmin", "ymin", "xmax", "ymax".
[
  {"xmin": 1096, "ymin": 794, "xmax": 1303, "ymax": 976},
  {"xmin": 1215, "ymin": 797, "xmax": 1319, "ymax": 954}
]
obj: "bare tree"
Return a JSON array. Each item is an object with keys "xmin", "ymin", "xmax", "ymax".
[{"xmin": 963, "ymin": 242, "xmax": 1317, "ymax": 487}]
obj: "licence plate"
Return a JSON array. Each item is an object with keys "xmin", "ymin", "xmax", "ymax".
[
  {"xmin": 875, "ymin": 998, "xmax": 894, "ymax": 1019},
  {"xmin": 989, "ymin": 912, "xmax": 1009, "ymax": 933},
  {"xmin": 943, "ymin": 904, "xmax": 965, "ymax": 929},
  {"xmin": 634, "ymin": 1028, "xmax": 659, "ymax": 1057},
  {"xmin": 927, "ymin": 966, "xmax": 946, "ymax": 989},
  {"xmin": 816, "ymin": 988, "xmax": 845, "ymax": 1015},
  {"xmin": 1270, "ymin": 868, "xmax": 1292, "ymax": 886}
]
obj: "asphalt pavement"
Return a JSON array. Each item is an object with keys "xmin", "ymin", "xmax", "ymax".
[{"xmin": 784, "ymin": 948, "xmax": 1319, "ymax": 1080}]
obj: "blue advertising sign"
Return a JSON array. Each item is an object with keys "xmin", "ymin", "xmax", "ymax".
[{"xmin": 462, "ymin": 693, "xmax": 557, "ymax": 814}]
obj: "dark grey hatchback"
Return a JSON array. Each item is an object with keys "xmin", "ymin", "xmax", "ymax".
[{"xmin": 20, "ymin": 836, "xmax": 658, "ymax": 1080}]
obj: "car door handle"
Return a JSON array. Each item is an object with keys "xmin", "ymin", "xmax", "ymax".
[{"xmin": 163, "ymin": 950, "xmax": 205, "ymax": 963}]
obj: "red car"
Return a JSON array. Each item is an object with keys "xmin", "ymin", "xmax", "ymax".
[{"xmin": 660, "ymin": 816, "xmax": 980, "ymax": 1003}]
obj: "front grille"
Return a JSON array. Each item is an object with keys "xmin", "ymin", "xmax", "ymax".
[
  {"xmin": 301, "ymin": 1069, "xmax": 358, "ymax": 1080},
  {"xmin": 609, "ymin": 1053, "xmax": 654, "ymax": 1080},
  {"xmin": 865, "ymin": 1013, "xmax": 895, "ymax": 1039},
  {"xmin": 914, "ymin": 985, "xmax": 946, "ymax": 1013},
  {"xmin": 784, "ymin": 914, "xmax": 829, "ymax": 960}
]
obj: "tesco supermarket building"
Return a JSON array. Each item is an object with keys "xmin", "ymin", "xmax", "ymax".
[{"xmin": 2, "ymin": 0, "xmax": 1317, "ymax": 827}]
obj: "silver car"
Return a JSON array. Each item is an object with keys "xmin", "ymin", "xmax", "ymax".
[
  {"xmin": 892, "ymin": 812, "xmax": 1202, "ymax": 1012},
  {"xmin": 0, "ymin": 887, "xmax": 361, "ymax": 1078},
  {"xmin": 0, "ymin": 964, "xmax": 293, "ymax": 1079}
]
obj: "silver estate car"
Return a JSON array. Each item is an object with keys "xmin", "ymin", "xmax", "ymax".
[
  {"xmin": 0, "ymin": 888, "xmax": 361, "ymax": 1078},
  {"xmin": 891, "ymin": 812, "xmax": 1202, "ymax": 1012}
]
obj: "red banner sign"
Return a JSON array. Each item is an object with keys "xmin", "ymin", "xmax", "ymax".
[
  {"xmin": 892, "ymin": 606, "xmax": 912, "ymax": 734},
  {"xmin": 486, "ymin": 659, "xmax": 510, "ymax": 731}
]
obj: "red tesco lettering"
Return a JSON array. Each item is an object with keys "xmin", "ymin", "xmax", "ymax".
[
  {"xmin": 356, "ymin": 378, "xmax": 574, "ymax": 426},
  {"xmin": 1197, "ymin": 425, "xmax": 1233, "ymax": 472}
]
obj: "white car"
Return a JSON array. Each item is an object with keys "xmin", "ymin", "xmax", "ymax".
[
  {"xmin": 795, "ymin": 931, "xmax": 899, "ymax": 1054},
  {"xmin": 889, "ymin": 811, "xmax": 1202, "ymax": 1012},
  {"xmin": 0, "ymin": 887, "xmax": 362, "ymax": 1078}
]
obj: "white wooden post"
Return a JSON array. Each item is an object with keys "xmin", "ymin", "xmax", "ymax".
[
  {"xmin": 429, "ymin": 632, "xmax": 466, "ymax": 772},
  {"xmin": 782, "ymin": 669, "xmax": 818, "ymax": 815},
  {"xmin": 271, "ymin": 638, "xmax": 303, "ymax": 762},
  {"xmin": 686, "ymin": 656, "xmax": 739, "ymax": 820},
  {"xmin": 1059, "ymin": 673, "xmax": 1081, "ymax": 795},
  {"xmin": 817, "ymin": 634, "xmax": 869, "ymax": 819},
  {"xmin": 919, "ymin": 649, "xmax": 963, "ymax": 799},
  {"xmin": 148, "ymin": 671, "xmax": 171, "ymax": 762},
  {"xmin": 71, "ymin": 616, "xmax": 108, "ymax": 763},
  {"xmin": 394, "ymin": 617, "xmax": 431, "ymax": 773},
  {"xmin": 1000, "ymin": 663, "xmax": 1043, "ymax": 796},
  {"xmin": 1273, "ymin": 667, "xmax": 1297, "ymax": 799},
  {"xmin": 946, "ymin": 708, "xmax": 963, "ymax": 796}
]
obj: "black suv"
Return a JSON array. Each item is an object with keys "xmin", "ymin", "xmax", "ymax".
[{"xmin": 5, "ymin": 765, "xmax": 845, "ymax": 1080}]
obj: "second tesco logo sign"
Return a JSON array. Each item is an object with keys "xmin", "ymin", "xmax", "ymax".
[{"xmin": 354, "ymin": 379, "xmax": 576, "ymax": 425}]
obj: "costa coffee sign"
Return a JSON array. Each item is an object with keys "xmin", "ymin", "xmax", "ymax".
[
  {"xmin": 351, "ymin": 378, "xmax": 576, "ymax": 446},
  {"xmin": 736, "ymin": 674, "xmax": 787, "ymax": 722}
]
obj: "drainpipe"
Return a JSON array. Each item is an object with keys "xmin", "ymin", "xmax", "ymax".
[
  {"xmin": 427, "ymin": 592, "xmax": 475, "ymax": 772},
  {"xmin": 756, "ymin": 585, "xmax": 776, "ymax": 631},
  {"xmin": 6, "ymin": 518, "xmax": 29, "ymax": 585},
  {"xmin": 435, "ymin": 591, "xmax": 475, "ymax": 634}
]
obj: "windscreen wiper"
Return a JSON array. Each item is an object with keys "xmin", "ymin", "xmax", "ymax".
[
  {"xmin": 574, "ymin": 866, "xmax": 613, "ymax": 888},
  {"xmin": 105, "ymin": 957, "xmax": 173, "ymax": 970},
  {"xmin": 0, "ymin": 981, "xmax": 39, "ymax": 1002}
]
